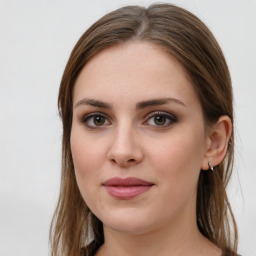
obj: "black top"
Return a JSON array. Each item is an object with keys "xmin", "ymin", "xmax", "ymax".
[{"xmin": 81, "ymin": 246, "xmax": 241, "ymax": 256}]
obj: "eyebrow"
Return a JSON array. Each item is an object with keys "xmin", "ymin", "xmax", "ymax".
[
  {"xmin": 74, "ymin": 97, "xmax": 187, "ymax": 109},
  {"xmin": 75, "ymin": 98, "xmax": 111, "ymax": 109},
  {"xmin": 136, "ymin": 98, "xmax": 187, "ymax": 109}
]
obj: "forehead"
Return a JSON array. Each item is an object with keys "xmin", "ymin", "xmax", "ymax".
[{"xmin": 73, "ymin": 41, "xmax": 199, "ymax": 109}]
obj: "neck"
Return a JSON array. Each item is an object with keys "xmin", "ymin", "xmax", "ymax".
[{"xmin": 95, "ymin": 211, "xmax": 221, "ymax": 256}]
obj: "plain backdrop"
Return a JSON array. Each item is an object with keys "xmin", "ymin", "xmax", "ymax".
[{"xmin": 0, "ymin": 0, "xmax": 255, "ymax": 255}]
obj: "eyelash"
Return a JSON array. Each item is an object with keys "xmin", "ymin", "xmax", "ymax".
[
  {"xmin": 81, "ymin": 112, "xmax": 110, "ymax": 129},
  {"xmin": 81, "ymin": 111, "xmax": 177, "ymax": 129},
  {"xmin": 143, "ymin": 111, "xmax": 177, "ymax": 127}
]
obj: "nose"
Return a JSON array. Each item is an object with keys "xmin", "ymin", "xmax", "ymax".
[{"xmin": 107, "ymin": 125, "xmax": 143, "ymax": 168}]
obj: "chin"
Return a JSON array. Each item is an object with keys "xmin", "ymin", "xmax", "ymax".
[
  {"xmin": 106, "ymin": 221, "xmax": 152, "ymax": 235},
  {"xmin": 97, "ymin": 208, "xmax": 158, "ymax": 235}
]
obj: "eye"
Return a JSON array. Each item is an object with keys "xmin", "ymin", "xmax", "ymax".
[
  {"xmin": 81, "ymin": 112, "xmax": 111, "ymax": 128},
  {"xmin": 143, "ymin": 111, "xmax": 177, "ymax": 127}
]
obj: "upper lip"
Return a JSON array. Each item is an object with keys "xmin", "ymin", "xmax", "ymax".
[{"xmin": 103, "ymin": 177, "xmax": 154, "ymax": 186}]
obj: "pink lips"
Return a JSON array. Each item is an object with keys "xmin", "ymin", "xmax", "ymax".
[{"xmin": 103, "ymin": 177, "xmax": 154, "ymax": 200}]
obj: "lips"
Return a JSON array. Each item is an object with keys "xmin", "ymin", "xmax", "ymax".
[{"xmin": 103, "ymin": 177, "xmax": 154, "ymax": 200}]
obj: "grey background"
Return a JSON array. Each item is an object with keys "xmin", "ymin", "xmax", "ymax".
[{"xmin": 0, "ymin": 0, "xmax": 255, "ymax": 255}]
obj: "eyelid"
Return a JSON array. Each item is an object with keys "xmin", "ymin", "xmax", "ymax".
[
  {"xmin": 81, "ymin": 111, "xmax": 106, "ymax": 121},
  {"xmin": 143, "ymin": 111, "xmax": 177, "ymax": 126},
  {"xmin": 81, "ymin": 112, "xmax": 111, "ymax": 128},
  {"xmin": 80, "ymin": 111, "xmax": 177, "ymax": 129}
]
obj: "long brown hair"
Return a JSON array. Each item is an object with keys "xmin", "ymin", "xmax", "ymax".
[{"xmin": 50, "ymin": 3, "xmax": 238, "ymax": 256}]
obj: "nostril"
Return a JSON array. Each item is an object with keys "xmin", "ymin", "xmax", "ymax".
[
  {"xmin": 110, "ymin": 158, "xmax": 136, "ymax": 166},
  {"xmin": 111, "ymin": 159, "xmax": 117, "ymax": 164}
]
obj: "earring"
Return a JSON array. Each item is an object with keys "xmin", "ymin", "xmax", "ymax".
[{"xmin": 208, "ymin": 161, "xmax": 214, "ymax": 171}]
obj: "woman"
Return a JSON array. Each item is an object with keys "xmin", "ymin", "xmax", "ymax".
[{"xmin": 50, "ymin": 3, "xmax": 239, "ymax": 256}]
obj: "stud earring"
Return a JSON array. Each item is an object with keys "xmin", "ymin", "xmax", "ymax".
[{"xmin": 208, "ymin": 161, "xmax": 214, "ymax": 171}]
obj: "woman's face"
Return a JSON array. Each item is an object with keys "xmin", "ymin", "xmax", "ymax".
[{"xmin": 71, "ymin": 42, "xmax": 210, "ymax": 234}]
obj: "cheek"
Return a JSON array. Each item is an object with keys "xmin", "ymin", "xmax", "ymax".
[
  {"xmin": 148, "ymin": 129, "xmax": 205, "ymax": 190},
  {"xmin": 70, "ymin": 129, "xmax": 109, "ymax": 214},
  {"xmin": 70, "ymin": 128, "xmax": 106, "ymax": 186},
  {"xmin": 147, "ymin": 135, "xmax": 203, "ymax": 218},
  {"xmin": 149, "ymin": 136, "xmax": 202, "ymax": 171}
]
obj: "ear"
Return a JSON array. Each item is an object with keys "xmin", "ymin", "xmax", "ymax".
[{"xmin": 201, "ymin": 115, "xmax": 232, "ymax": 170}]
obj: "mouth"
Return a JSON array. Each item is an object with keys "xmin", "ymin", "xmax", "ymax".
[{"xmin": 103, "ymin": 177, "xmax": 154, "ymax": 200}]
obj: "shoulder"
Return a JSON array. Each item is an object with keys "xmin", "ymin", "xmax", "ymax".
[
  {"xmin": 80, "ymin": 247, "xmax": 93, "ymax": 256},
  {"xmin": 80, "ymin": 247, "xmax": 87, "ymax": 256},
  {"xmin": 81, "ymin": 241, "xmax": 100, "ymax": 256},
  {"xmin": 222, "ymin": 252, "xmax": 242, "ymax": 256}
]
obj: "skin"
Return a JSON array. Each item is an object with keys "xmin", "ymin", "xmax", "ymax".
[{"xmin": 71, "ymin": 42, "xmax": 231, "ymax": 256}]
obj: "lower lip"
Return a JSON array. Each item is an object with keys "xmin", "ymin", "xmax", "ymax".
[{"xmin": 104, "ymin": 185, "xmax": 153, "ymax": 199}]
